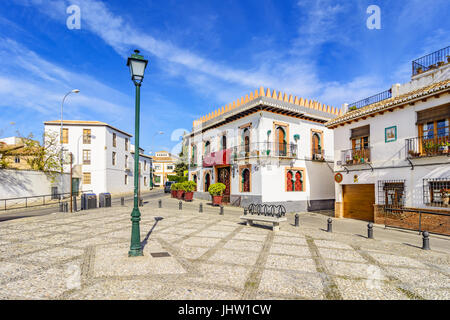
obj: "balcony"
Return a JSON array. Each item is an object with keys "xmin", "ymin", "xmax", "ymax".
[
  {"xmin": 233, "ymin": 142, "xmax": 298, "ymax": 160},
  {"xmin": 189, "ymin": 159, "xmax": 198, "ymax": 169},
  {"xmin": 406, "ymin": 135, "xmax": 450, "ymax": 159},
  {"xmin": 202, "ymin": 148, "xmax": 233, "ymax": 167},
  {"xmin": 311, "ymin": 148, "xmax": 325, "ymax": 161},
  {"xmin": 348, "ymin": 89, "xmax": 392, "ymax": 111},
  {"xmin": 412, "ymin": 46, "xmax": 450, "ymax": 76},
  {"xmin": 341, "ymin": 147, "xmax": 371, "ymax": 165}
]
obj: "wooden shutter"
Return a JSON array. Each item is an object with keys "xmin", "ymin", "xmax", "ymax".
[
  {"xmin": 416, "ymin": 104, "xmax": 450, "ymax": 124},
  {"xmin": 350, "ymin": 125, "xmax": 370, "ymax": 140}
]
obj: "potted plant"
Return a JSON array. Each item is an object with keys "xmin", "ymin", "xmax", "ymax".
[
  {"xmin": 353, "ymin": 154, "xmax": 360, "ymax": 164},
  {"xmin": 208, "ymin": 182, "xmax": 226, "ymax": 206},
  {"xmin": 174, "ymin": 183, "xmax": 184, "ymax": 199},
  {"xmin": 442, "ymin": 189, "xmax": 450, "ymax": 206},
  {"xmin": 181, "ymin": 181, "xmax": 197, "ymax": 202},
  {"xmin": 444, "ymin": 141, "xmax": 450, "ymax": 154},
  {"xmin": 170, "ymin": 182, "xmax": 178, "ymax": 198}
]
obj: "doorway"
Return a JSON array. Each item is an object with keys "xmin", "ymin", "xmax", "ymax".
[{"xmin": 217, "ymin": 166, "xmax": 231, "ymax": 203}]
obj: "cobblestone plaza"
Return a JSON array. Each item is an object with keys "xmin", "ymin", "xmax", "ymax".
[{"xmin": 0, "ymin": 197, "xmax": 449, "ymax": 300}]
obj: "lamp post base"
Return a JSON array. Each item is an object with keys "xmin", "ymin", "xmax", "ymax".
[
  {"xmin": 129, "ymin": 206, "xmax": 143, "ymax": 257},
  {"xmin": 128, "ymin": 249, "xmax": 143, "ymax": 257}
]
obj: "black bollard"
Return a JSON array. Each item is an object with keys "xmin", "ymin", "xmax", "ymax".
[
  {"xmin": 367, "ymin": 222, "xmax": 374, "ymax": 239},
  {"xmin": 179, "ymin": 201, "xmax": 182, "ymax": 210},
  {"xmin": 422, "ymin": 231, "xmax": 430, "ymax": 250},
  {"xmin": 59, "ymin": 203, "xmax": 64, "ymax": 212},
  {"xmin": 121, "ymin": 197, "xmax": 124, "ymax": 206},
  {"xmin": 220, "ymin": 205, "xmax": 224, "ymax": 215},
  {"xmin": 244, "ymin": 208, "xmax": 247, "ymax": 215},
  {"xmin": 64, "ymin": 202, "xmax": 68, "ymax": 212},
  {"xmin": 295, "ymin": 214, "xmax": 299, "ymax": 227},
  {"xmin": 158, "ymin": 199, "xmax": 162, "ymax": 208},
  {"xmin": 199, "ymin": 203, "xmax": 203, "ymax": 213},
  {"xmin": 327, "ymin": 218, "xmax": 332, "ymax": 233},
  {"xmin": 73, "ymin": 197, "xmax": 77, "ymax": 212}
]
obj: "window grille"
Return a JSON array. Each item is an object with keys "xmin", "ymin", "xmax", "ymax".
[
  {"xmin": 423, "ymin": 178, "xmax": 450, "ymax": 208},
  {"xmin": 377, "ymin": 180, "xmax": 406, "ymax": 208}
]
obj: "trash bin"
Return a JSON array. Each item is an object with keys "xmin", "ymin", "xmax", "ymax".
[
  {"xmin": 81, "ymin": 193, "xmax": 97, "ymax": 210},
  {"xmin": 99, "ymin": 193, "xmax": 112, "ymax": 208}
]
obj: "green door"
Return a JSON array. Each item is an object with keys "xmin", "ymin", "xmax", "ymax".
[{"xmin": 72, "ymin": 178, "xmax": 80, "ymax": 196}]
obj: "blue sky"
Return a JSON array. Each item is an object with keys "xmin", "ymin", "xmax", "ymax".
[{"xmin": 0, "ymin": 0, "xmax": 449, "ymax": 155}]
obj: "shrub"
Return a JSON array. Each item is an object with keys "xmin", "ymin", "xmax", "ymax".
[
  {"xmin": 168, "ymin": 175, "xmax": 188, "ymax": 183},
  {"xmin": 208, "ymin": 183, "xmax": 226, "ymax": 196},
  {"xmin": 180, "ymin": 181, "xmax": 197, "ymax": 192},
  {"xmin": 170, "ymin": 183, "xmax": 179, "ymax": 191}
]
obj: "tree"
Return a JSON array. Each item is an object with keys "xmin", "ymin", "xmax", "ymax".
[
  {"xmin": 20, "ymin": 131, "xmax": 68, "ymax": 181},
  {"xmin": 174, "ymin": 160, "xmax": 188, "ymax": 177},
  {"xmin": 0, "ymin": 144, "xmax": 12, "ymax": 168}
]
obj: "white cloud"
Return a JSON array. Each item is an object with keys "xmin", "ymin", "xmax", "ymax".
[{"xmin": 0, "ymin": 37, "xmax": 131, "ymax": 126}]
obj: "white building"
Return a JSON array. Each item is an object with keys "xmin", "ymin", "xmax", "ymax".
[
  {"xmin": 326, "ymin": 46, "xmax": 450, "ymax": 233},
  {"xmin": 44, "ymin": 120, "xmax": 151, "ymax": 195},
  {"xmin": 186, "ymin": 87, "xmax": 341, "ymax": 212}
]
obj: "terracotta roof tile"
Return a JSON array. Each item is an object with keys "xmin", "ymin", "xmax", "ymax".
[{"xmin": 326, "ymin": 79, "xmax": 450, "ymax": 127}]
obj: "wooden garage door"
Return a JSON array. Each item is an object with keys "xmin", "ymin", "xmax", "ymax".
[{"xmin": 343, "ymin": 184, "xmax": 375, "ymax": 222}]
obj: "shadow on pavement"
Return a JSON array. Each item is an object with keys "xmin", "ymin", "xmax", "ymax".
[{"xmin": 140, "ymin": 216, "xmax": 163, "ymax": 250}]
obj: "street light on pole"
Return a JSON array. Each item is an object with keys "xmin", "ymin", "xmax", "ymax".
[
  {"xmin": 127, "ymin": 49, "xmax": 148, "ymax": 257},
  {"xmin": 60, "ymin": 89, "xmax": 80, "ymax": 200}
]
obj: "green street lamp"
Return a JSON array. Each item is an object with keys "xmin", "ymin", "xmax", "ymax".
[{"xmin": 127, "ymin": 49, "xmax": 148, "ymax": 257}]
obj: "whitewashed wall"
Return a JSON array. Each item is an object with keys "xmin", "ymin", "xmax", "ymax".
[
  {"xmin": 333, "ymin": 94, "xmax": 450, "ymax": 209},
  {"xmin": 189, "ymin": 111, "xmax": 335, "ymax": 203},
  {"xmin": 0, "ymin": 169, "xmax": 70, "ymax": 199}
]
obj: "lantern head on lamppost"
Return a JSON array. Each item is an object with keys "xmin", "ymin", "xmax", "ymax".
[{"xmin": 127, "ymin": 50, "xmax": 148, "ymax": 85}]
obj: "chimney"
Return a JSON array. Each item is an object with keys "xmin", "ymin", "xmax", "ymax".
[
  {"xmin": 391, "ymin": 83, "xmax": 401, "ymax": 98},
  {"xmin": 342, "ymin": 103, "xmax": 349, "ymax": 114}
]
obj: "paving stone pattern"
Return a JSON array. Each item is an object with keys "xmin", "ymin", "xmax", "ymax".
[{"xmin": 0, "ymin": 197, "xmax": 449, "ymax": 300}]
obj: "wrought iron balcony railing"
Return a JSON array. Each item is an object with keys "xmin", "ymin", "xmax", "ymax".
[
  {"xmin": 233, "ymin": 142, "xmax": 298, "ymax": 160},
  {"xmin": 412, "ymin": 46, "xmax": 450, "ymax": 76},
  {"xmin": 348, "ymin": 89, "xmax": 392, "ymax": 111},
  {"xmin": 311, "ymin": 148, "xmax": 325, "ymax": 161},
  {"xmin": 406, "ymin": 135, "xmax": 450, "ymax": 159},
  {"xmin": 189, "ymin": 158, "xmax": 198, "ymax": 168},
  {"xmin": 341, "ymin": 147, "xmax": 371, "ymax": 165}
]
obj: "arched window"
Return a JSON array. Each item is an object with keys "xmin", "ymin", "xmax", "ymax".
[
  {"xmin": 193, "ymin": 174, "xmax": 197, "ymax": 191},
  {"xmin": 312, "ymin": 133, "xmax": 321, "ymax": 157},
  {"xmin": 286, "ymin": 170, "xmax": 294, "ymax": 192},
  {"xmin": 205, "ymin": 141, "xmax": 211, "ymax": 155},
  {"xmin": 276, "ymin": 126, "xmax": 287, "ymax": 156},
  {"xmin": 221, "ymin": 135, "xmax": 227, "ymax": 150},
  {"xmin": 192, "ymin": 145, "xmax": 197, "ymax": 163},
  {"xmin": 295, "ymin": 171, "xmax": 303, "ymax": 191},
  {"xmin": 204, "ymin": 173, "xmax": 211, "ymax": 192},
  {"xmin": 242, "ymin": 128, "xmax": 250, "ymax": 154},
  {"xmin": 242, "ymin": 168, "xmax": 250, "ymax": 192}
]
